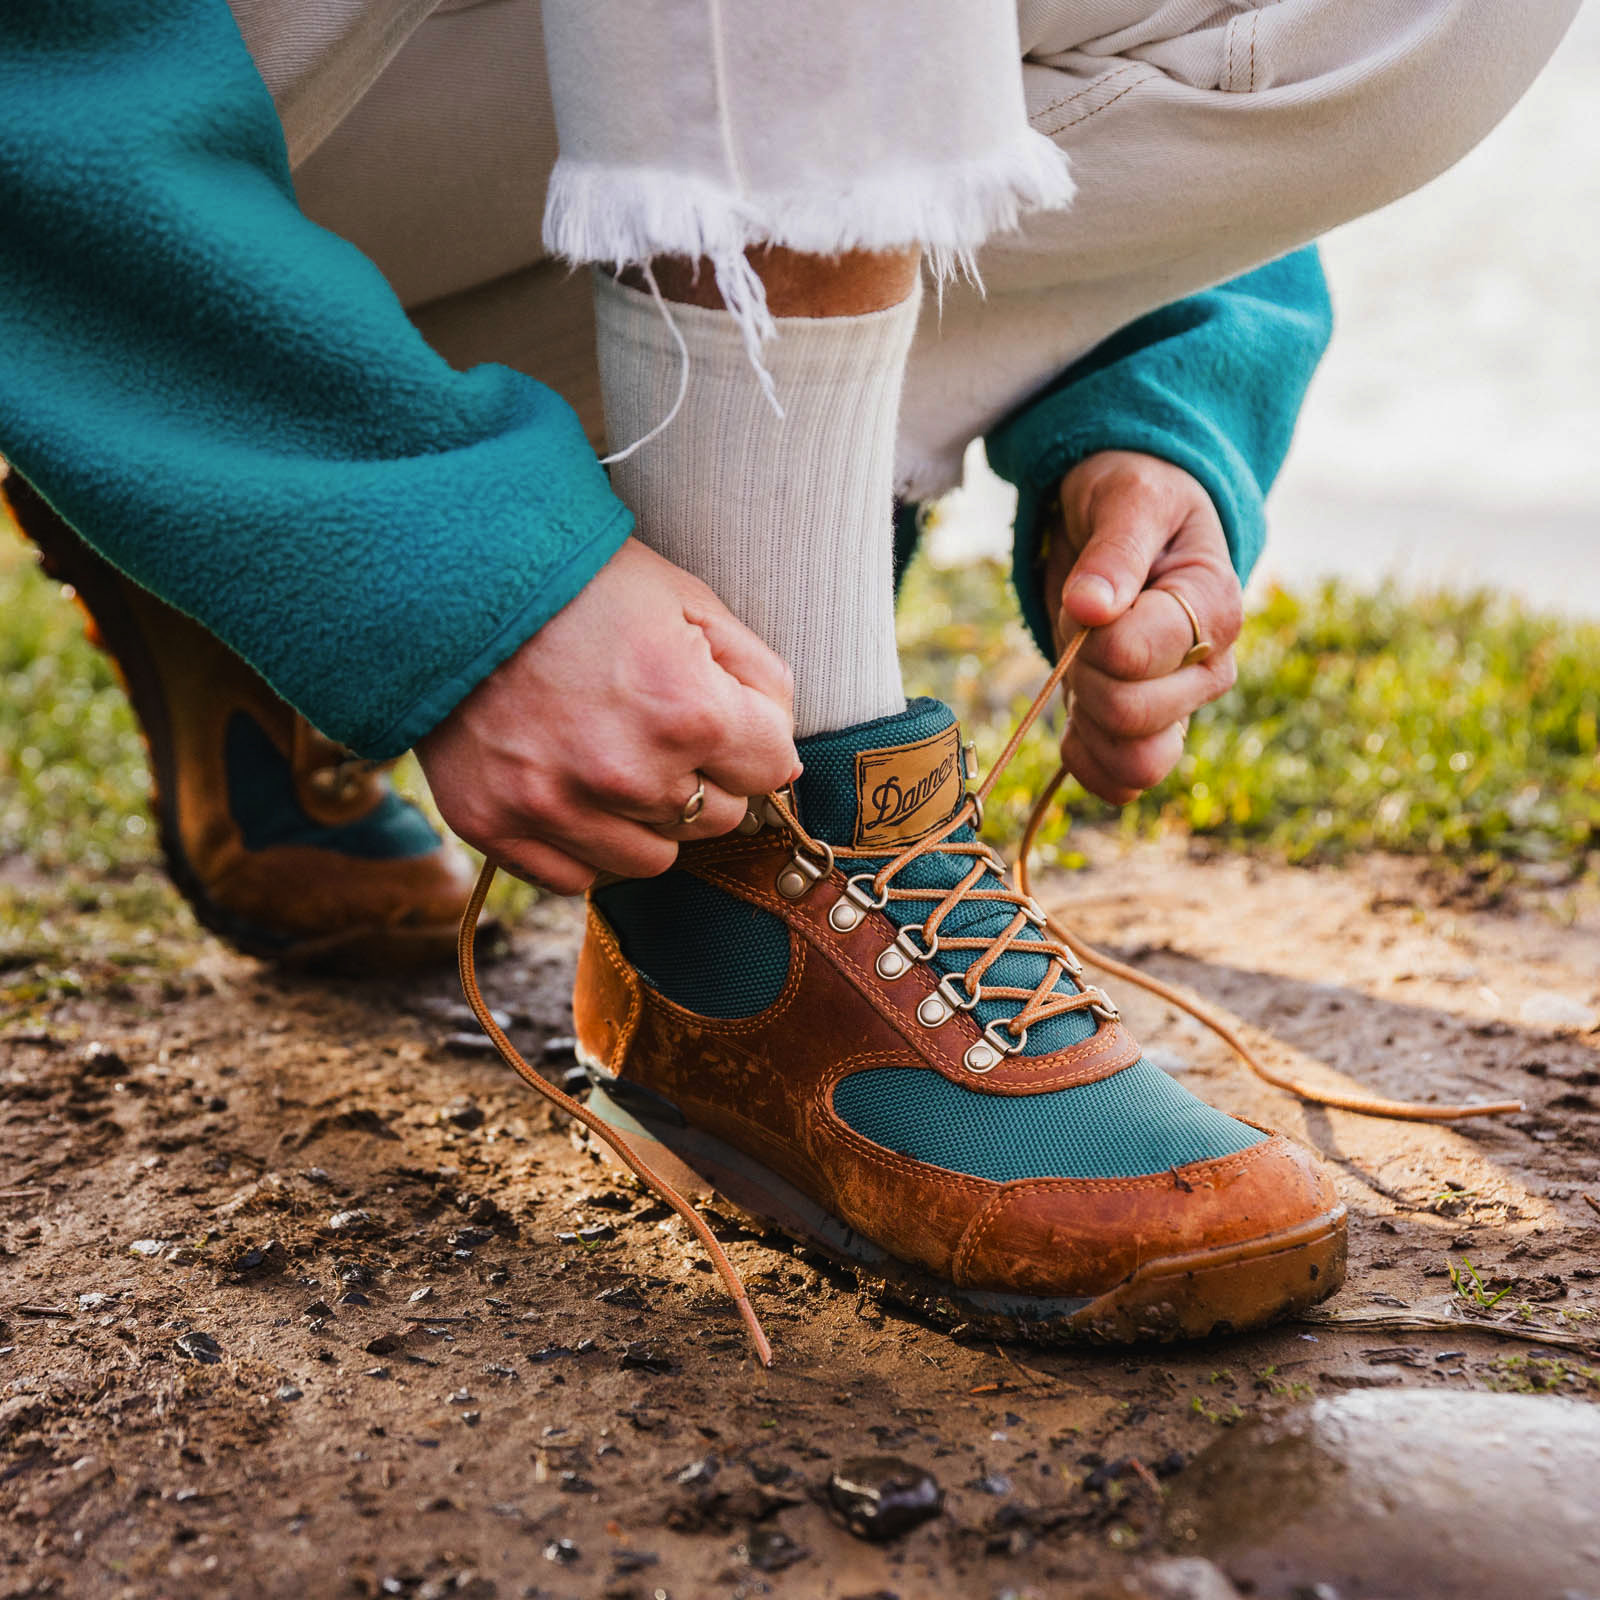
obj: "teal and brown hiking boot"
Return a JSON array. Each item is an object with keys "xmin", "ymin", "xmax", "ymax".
[
  {"xmin": 567, "ymin": 695, "xmax": 1347, "ymax": 1344},
  {"xmin": 5, "ymin": 473, "xmax": 474, "ymax": 973}
]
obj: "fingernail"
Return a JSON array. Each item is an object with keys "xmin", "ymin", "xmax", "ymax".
[{"xmin": 1068, "ymin": 575, "xmax": 1115, "ymax": 610}]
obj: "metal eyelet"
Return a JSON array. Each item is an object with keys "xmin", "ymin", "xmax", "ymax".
[
  {"xmin": 964, "ymin": 1019, "xmax": 1027, "ymax": 1075},
  {"xmin": 916, "ymin": 973, "xmax": 978, "ymax": 1029},
  {"xmin": 828, "ymin": 873, "xmax": 888, "ymax": 933},
  {"xmin": 876, "ymin": 946, "xmax": 911, "ymax": 980},
  {"xmin": 962, "ymin": 741, "xmax": 980, "ymax": 783},
  {"xmin": 875, "ymin": 922, "xmax": 937, "ymax": 981},
  {"xmin": 1087, "ymin": 987, "xmax": 1120, "ymax": 1023},
  {"xmin": 776, "ymin": 839, "xmax": 834, "ymax": 900},
  {"xmin": 735, "ymin": 808, "xmax": 764, "ymax": 835}
]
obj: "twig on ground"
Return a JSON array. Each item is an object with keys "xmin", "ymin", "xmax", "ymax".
[
  {"xmin": 1582, "ymin": 1192, "xmax": 1600, "ymax": 1221},
  {"xmin": 1296, "ymin": 1310, "xmax": 1598, "ymax": 1356}
]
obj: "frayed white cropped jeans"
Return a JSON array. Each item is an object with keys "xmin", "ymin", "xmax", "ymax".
[{"xmin": 233, "ymin": 0, "xmax": 1578, "ymax": 500}]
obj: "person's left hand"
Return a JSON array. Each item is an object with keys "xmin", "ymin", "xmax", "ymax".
[{"xmin": 1046, "ymin": 451, "xmax": 1244, "ymax": 805}]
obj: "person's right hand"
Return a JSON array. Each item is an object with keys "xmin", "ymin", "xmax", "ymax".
[{"xmin": 417, "ymin": 538, "xmax": 799, "ymax": 894}]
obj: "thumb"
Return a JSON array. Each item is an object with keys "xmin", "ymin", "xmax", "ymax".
[
  {"xmin": 688, "ymin": 593, "xmax": 795, "ymax": 720},
  {"xmin": 1059, "ymin": 481, "xmax": 1170, "ymax": 629}
]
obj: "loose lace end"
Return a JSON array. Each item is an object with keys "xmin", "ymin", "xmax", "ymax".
[
  {"xmin": 457, "ymin": 862, "xmax": 772, "ymax": 1367},
  {"xmin": 1017, "ymin": 626, "xmax": 1528, "ymax": 1126}
]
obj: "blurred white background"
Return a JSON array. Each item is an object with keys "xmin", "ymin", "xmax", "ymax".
[{"xmin": 936, "ymin": 6, "xmax": 1600, "ymax": 616}]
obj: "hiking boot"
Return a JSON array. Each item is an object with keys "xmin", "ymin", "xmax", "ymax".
[
  {"xmin": 572, "ymin": 696, "xmax": 1346, "ymax": 1342},
  {"xmin": 5, "ymin": 474, "xmax": 475, "ymax": 972}
]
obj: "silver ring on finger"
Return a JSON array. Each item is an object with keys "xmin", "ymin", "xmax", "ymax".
[
  {"xmin": 1158, "ymin": 586, "xmax": 1213, "ymax": 668},
  {"xmin": 677, "ymin": 774, "xmax": 707, "ymax": 827}
]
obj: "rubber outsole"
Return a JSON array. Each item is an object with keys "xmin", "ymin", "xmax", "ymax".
[{"xmin": 583, "ymin": 1060, "xmax": 1347, "ymax": 1344}]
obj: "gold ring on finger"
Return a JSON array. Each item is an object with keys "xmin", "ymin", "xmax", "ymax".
[
  {"xmin": 1159, "ymin": 587, "xmax": 1213, "ymax": 668},
  {"xmin": 678, "ymin": 775, "xmax": 707, "ymax": 826}
]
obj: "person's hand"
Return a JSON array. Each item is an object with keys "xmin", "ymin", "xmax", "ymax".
[
  {"xmin": 417, "ymin": 538, "xmax": 799, "ymax": 893},
  {"xmin": 1046, "ymin": 451, "xmax": 1243, "ymax": 805}
]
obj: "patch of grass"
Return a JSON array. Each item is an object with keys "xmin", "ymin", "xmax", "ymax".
[
  {"xmin": 1448, "ymin": 1257, "xmax": 1512, "ymax": 1310},
  {"xmin": 0, "ymin": 515, "xmax": 154, "ymax": 877},
  {"xmin": 1189, "ymin": 1394, "xmax": 1245, "ymax": 1426},
  {"xmin": 7, "ymin": 496, "xmax": 1600, "ymax": 979},
  {"xmin": 1487, "ymin": 1354, "xmax": 1600, "ymax": 1395},
  {"xmin": 899, "ymin": 557, "xmax": 1600, "ymax": 868}
]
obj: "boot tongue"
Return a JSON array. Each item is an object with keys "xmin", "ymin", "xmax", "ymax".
[
  {"xmin": 793, "ymin": 698, "xmax": 1099, "ymax": 1059},
  {"xmin": 793, "ymin": 698, "xmax": 965, "ymax": 849}
]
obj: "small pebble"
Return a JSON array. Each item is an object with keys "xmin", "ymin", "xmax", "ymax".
[
  {"xmin": 442, "ymin": 1032, "xmax": 498, "ymax": 1057},
  {"xmin": 619, "ymin": 1342, "xmax": 674, "ymax": 1375},
  {"xmin": 739, "ymin": 1529, "xmax": 808, "ymax": 1573},
  {"xmin": 826, "ymin": 1456, "xmax": 943, "ymax": 1542},
  {"xmin": 440, "ymin": 1097, "xmax": 485, "ymax": 1130},
  {"xmin": 175, "ymin": 1331, "xmax": 223, "ymax": 1365}
]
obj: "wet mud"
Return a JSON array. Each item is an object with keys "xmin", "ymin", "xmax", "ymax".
[{"xmin": 3, "ymin": 838, "xmax": 1599, "ymax": 1599}]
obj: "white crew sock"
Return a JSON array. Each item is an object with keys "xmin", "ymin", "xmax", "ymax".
[{"xmin": 594, "ymin": 271, "xmax": 918, "ymax": 738}]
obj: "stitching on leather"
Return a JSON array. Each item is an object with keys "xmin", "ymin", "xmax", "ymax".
[
  {"xmin": 955, "ymin": 1187, "xmax": 1017, "ymax": 1284},
  {"xmin": 692, "ymin": 865, "xmax": 955, "ymax": 1056},
  {"xmin": 691, "ymin": 859, "xmax": 1139, "ymax": 1092},
  {"xmin": 645, "ymin": 932, "xmax": 806, "ymax": 1037},
  {"xmin": 632, "ymin": 869, "xmax": 807, "ymax": 1033},
  {"xmin": 953, "ymin": 1136, "xmax": 1283, "ymax": 1283},
  {"xmin": 808, "ymin": 1051, "xmax": 994, "ymax": 1195},
  {"xmin": 586, "ymin": 905, "xmax": 641, "ymax": 1066},
  {"xmin": 996, "ymin": 1136, "xmax": 1279, "ymax": 1197}
]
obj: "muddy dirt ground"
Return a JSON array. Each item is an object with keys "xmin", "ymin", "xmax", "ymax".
[{"xmin": 4, "ymin": 836, "xmax": 1599, "ymax": 1600}]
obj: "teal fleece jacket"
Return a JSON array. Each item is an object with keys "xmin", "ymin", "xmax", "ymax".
[{"xmin": 0, "ymin": 0, "xmax": 1328, "ymax": 757}]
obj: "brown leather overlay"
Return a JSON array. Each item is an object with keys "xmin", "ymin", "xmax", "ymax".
[
  {"xmin": 686, "ymin": 836, "xmax": 1139, "ymax": 1095},
  {"xmin": 571, "ymin": 824, "xmax": 1343, "ymax": 1303},
  {"xmin": 853, "ymin": 723, "xmax": 964, "ymax": 850}
]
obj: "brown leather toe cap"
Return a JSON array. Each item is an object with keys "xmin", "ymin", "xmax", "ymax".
[{"xmin": 951, "ymin": 1131, "xmax": 1341, "ymax": 1299}]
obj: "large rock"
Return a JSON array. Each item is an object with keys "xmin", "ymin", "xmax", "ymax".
[{"xmin": 1165, "ymin": 1389, "xmax": 1600, "ymax": 1599}]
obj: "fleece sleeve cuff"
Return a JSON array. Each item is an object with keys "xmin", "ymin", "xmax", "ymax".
[{"xmin": 984, "ymin": 248, "xmax": 1334, "ymax": 663}]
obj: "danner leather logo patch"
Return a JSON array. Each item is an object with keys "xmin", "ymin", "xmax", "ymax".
[{"xmin": 853, "ymin": 726, "xmax": 964, "ymax": 850}]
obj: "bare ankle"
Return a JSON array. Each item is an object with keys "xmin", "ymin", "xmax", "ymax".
[{"xmin": 621, "ymin": 244, "xmax": 921, "ymax": 317}]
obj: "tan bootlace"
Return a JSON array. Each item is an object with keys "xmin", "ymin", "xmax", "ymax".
[{"xmin": 456, "ymin": 621, "xmax": 1521, "ymax": 1365}]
